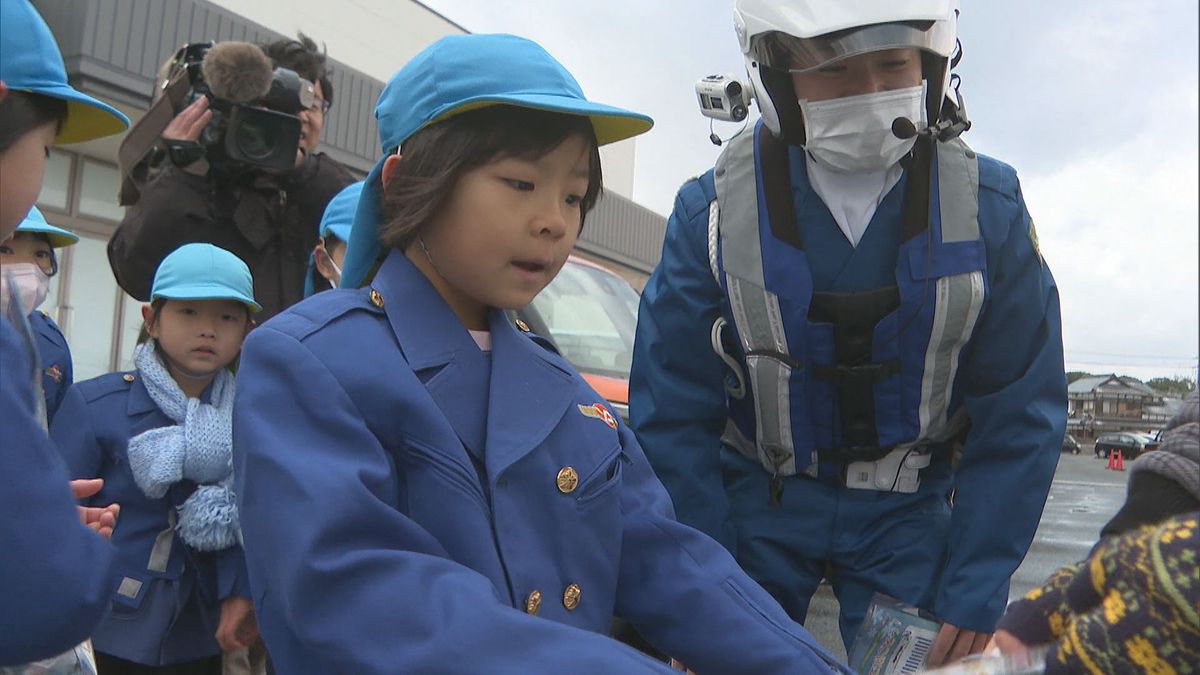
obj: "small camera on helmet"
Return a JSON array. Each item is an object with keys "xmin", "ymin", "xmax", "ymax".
[
  {"xmin": 168, "ymin": 41, "xmax": 316, "ymax": 173},
  {"xmin": 696, "ymin": 74, "xmax": 751, "ymax": 123}
]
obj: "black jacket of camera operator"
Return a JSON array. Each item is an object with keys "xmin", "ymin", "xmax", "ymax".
[{"xmin": 108, "ymin": 152, "xmax": 353, "ymax": 321}]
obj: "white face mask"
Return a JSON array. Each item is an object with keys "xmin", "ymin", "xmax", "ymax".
[
  {"xmin": 318, "ymin": 243, "xmax": 343, "ymax": 289},
  {"xmin": 0, "ymin": 263, "xmax": 51, "ymax": 315},
  {"xmin": 799, "ymin": 82, "xmax": 927, "ymax": 174}
]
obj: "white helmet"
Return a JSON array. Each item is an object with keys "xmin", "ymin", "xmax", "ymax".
[{"xmin": 734, "ymin": 0, "xmax": 959, "ymax": 144}]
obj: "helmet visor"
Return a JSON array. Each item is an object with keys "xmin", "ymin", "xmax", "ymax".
[{"xmin": 752, "ymin": 20, "xmax": 955, "ymax": 73}]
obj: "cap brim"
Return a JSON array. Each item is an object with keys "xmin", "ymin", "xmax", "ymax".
[
  {"xmin": 422, "ymin": 94, "xmax": 653, "ymax": 147},
  {"xmin": 152, "ymin": 285, "xmax": 262, "ymax": 313},
  {"xmin": 24, "ymin": 84, "xmax": 132, "ymax": 145}
]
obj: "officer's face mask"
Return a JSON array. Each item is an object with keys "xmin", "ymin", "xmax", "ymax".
[
  {"xmin": 799, "ymin": 82, "xmax": 927, "ymax": 174},
  {"xmin": 0, "ymin": 263, "xmax": 51, "ymax": 315}
]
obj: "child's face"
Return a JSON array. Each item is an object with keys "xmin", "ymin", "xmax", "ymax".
[
  {"xmin": 144, "ymin": 299, "xmax": 250, "ymax": 380},
  {"xmin": 0, "ymin": 232, "xmax": 53, "ymax": 275},
  {"xmin": 0, "ymin": 121, "xmax": 56, "ymax": 240},
  {"xmin": 408, "ymin": 134, "xmax": 591, "ymax": 329}
]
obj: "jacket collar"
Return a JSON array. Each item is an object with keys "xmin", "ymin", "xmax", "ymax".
[{"xmin": 370, "ymin": 250, "xmax": 576, "ymax": 476}]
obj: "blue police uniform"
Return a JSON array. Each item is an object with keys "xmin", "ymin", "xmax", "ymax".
[
  {"xmin": 631, "ymin": 123, "xmax": 1066, "ymax": 645},
  {"xmin": 30, "ymin": 310, "xmax": 72, "ymax": 425},
  {"xmin": 51, "ymin": 371, "xmax": 250, "ymax": 666},
  {"xmin": 232, "ymin": 250, "xmax": 845, "ymax": 674},
  {"xmin": 0, "ymin": 316, "xmax": 114, "ymax": 665}
]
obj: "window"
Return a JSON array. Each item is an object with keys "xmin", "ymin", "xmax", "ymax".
[
  {"xmin": 77, "ymin": 160, "xmax": 124, "ymax": 222},
  {"xmin": 37, "ymin": 150, "xmax": 72, "ymax": 211},
  {"xmin": 62, "ymin": 236, "xmax": 120, "ymax": 380}
]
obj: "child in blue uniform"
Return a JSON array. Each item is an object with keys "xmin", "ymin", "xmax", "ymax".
[
  {"xmin": 303, "ymin": 180, "xmax": 362, "ymax": 296},
  {"xmin": 233, "ymin": 34, "xmax": 846, "ymax": 674},
  {"xmin": 1, "ymin": 206, "xmax": 78, "ymax": 424},
  {"xmin": 52, "ymin": 243, "xmax": 261, "ymax": 673},
  {"xmin": 0, "ymin": 0, "xmax": 129, "ymax": 664}
]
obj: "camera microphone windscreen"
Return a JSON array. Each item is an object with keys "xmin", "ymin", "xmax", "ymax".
[
  {"xmin": 201, "ymin": 42, "xmax": 273, "ymax": 103},
  {"xmin": 891, "ymin": 117, "xmax": 918, "ymax": 140}
]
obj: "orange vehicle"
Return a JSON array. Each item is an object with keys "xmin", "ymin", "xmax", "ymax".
[{"xmin": 513, "ymin": 256, "xmax": 639, "ymax": 422}]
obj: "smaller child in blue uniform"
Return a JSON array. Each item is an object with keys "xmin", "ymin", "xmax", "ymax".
[
  {"xmin": 303, "ymin": 179, "xmax": 362, "ymax": 296},
  {"xmin": 1, "ymin": 206, "xmax": 78, "ymax": 424},
  {"xmin": 233, "ymin": 34, "xmax": 846, "ymax": 674},
  {"xmin": 52, "ymin": 243, "xmax": 260, "ymax": 674}
]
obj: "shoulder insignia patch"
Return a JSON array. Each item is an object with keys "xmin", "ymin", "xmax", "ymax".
[
  {"xmin": 578, "ymin": 402, "xmax": 618, "ymax": 429},
  {"xmin": 1028, "ymin": 217, "xmax": 1044, "ymax": 265}
]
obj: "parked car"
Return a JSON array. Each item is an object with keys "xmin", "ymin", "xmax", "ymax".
[
  {"xmin": 1061, "ymin": 433, "xmax": 1081, "ymax": 454},
  {"xmin": 514, "ymin": 256, "xmax": 639, "ymax": 422},
  {"xmin": 1093, "ymin": 432, "xmax": 1160, "ymax": 460}
]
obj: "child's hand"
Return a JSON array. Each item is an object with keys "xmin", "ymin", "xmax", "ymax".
[
  {"xmin": 216, "ymin": 596, "xmax": 260, "ymax": 652},
  {"xmin": 71, "ymin": 478, "xmax": 120, "ymax": 539}
]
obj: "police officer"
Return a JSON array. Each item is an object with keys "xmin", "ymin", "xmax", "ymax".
[
  {"xmin": 1, "ymin": 206, "xmax": 79, "ymax": 424},
  {"xmin": 630, "ymin": 0, "xmax": 1067, "ymax": 666}
]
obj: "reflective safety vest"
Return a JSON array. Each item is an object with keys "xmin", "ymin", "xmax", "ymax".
[{"xmin": 708, "ymin": 123, "xmax": 987, "ymax": 478}]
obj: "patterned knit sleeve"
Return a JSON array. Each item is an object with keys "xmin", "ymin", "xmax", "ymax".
[
  {"xmin": 996, "ymin": 561, "xmax": 1083, "ymax": 646},
  {"xmin": 1046, "ymin": 512, "xmax": 1200, "ymax": 675}
]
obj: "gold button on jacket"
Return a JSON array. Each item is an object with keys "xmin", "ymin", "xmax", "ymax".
[
  {"xmin": 524, "ymin": 590, "xmax": 542, "ymax": 615},
  {"xmin": 556, "ymin": 466, "xmax": 578, "ymax": 494},
  {"xmin": 562, "ymin": 583, "xmax": 581, "ymax": 611}
]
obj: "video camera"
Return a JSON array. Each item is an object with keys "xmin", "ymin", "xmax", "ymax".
[
  {"xmin": 168, "ymin": 41, "xmax": 315, "ymax": 172},
  {"xmin": 696, "ymin": 74, "xmax": 751, "ymax": 123},
  {"xmin": 118, "ymin": 40, "xmax": 316, "ymax": 194}
]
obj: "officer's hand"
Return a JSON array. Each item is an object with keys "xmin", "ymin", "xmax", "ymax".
[
  {"xmin": 163, "ymin": 96, "xmax": 212, "ymax": 143},
  {"xmin": 216, "ymin": 596, "xmax": 259, "ymax": 652},
  {"xmin": 926, "ymin": 622, "xmax": 992, "ymax": 667},
  {"xmin": 71, "ymin": 478, "xmax": 120, "ymax": 539}
]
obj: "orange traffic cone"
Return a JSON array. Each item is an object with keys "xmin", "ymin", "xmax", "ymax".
[
  {"xmin": 1106, "ymin": 449, "xmax": 1116, "ymax": 470},
  {"xmin": 1114, "ymin": 449, "xmax": 1124, "ymax": 471}
]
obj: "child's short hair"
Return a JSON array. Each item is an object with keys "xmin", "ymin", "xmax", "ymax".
[
  {"xmin": 378, "ymin": 105, "xmax": 603, "ymax": 252},
  {"xmin": 0, "ymin": 91, "xmax": 68, "ymax": 153}
]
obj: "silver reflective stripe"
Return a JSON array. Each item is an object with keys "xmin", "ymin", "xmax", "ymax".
[
  {"xmin": 918, "ymin": 271, "xmax": 985, "ymax": 439},
  {"xmin": 714, "ymin": 131, "xmax": 799, "ymax": 476},
  {"xmin": 727, "ymin": 276, "xmax": 796, "ymax": 475},
  {"xmin": 117, "ymin": 576, "xmax": 143, "ymax": 599},
  {"xmin": 937, "ymin": 139, "xmax": 980, "ymax": 243},
  {"xmin": 147, "ymin": 510, "xmax": 176, "ymax": 574},
  {"xmin": 714, "ymin": 132, "xmax": 764, "ymax": 284},
  {"xmin": 707, "ymin": 200, "xmax": 721, "ymax": 284}
]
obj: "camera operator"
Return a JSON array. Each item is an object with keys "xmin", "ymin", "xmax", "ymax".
[{"xmin": 108, "ymin": 34, "xmax": 354, "ymax": 321}]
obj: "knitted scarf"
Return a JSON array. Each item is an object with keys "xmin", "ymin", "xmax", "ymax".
[{"xmin": 126, "ymin": 341, "xmax": 240, "ymax": 551}]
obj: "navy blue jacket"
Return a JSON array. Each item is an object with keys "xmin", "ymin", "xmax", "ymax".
[
  {"xmin": 232, "ymin": 250, "xmax": 846, "ymax": 674},
  {"xmin": 31, "ymin": 310, "xmax": 72, "ymax": 426},
  {"xmin": 0, "ymin": 316, "xmax": 113, "ymax": 665},
  {"xmin": 52, "ymin": 370, "xmax": 250, "ymax": 665}
]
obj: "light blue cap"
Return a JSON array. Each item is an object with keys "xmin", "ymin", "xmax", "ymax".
[
  {"xmin": 341, "ymin": 33, "xmax": 654, "ymax": 289},
  {"xmin": 151, "ymin": 244, "xmax": 261, "ymax": 313},
  {"xmin": 16, "ymin": 207, "xmax": 78, "ymax": 248},
  {"xmin": 318, "ymin": 181, "xmax": 364, "ymax": 243},
  {"xmin": 0, "ymin": 0, "xmax": 130, "ymax": 144}
]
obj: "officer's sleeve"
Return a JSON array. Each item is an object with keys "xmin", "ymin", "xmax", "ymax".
[
  {"xmin": 107, "ymin": 166, "xmax": 213, "ymax": 301},
  {"xmin": 49, "ymin": 384, "xmax": 104, "ymax": 486},
  {"xmin": 0, "ymin": 321, "xmax": 113, "ymax": 664},
  {"xmin": 612, "ymin": 421, "xmax": 846, "ymax": 673},
  {"xmin": 934, "ymin": 178, "xmax": 1067, "ymax": 632},
  {"xmin": 630, "ymin": 177, "xmax": 735, "ymax": 550},
  {"xmin": 232, "ymin": 325, "xmax": 675, "ymax": 674}
]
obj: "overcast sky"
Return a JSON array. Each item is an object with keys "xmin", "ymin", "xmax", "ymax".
[{"xmin": 422, "ymin": 0, "xmax": 1199, "ymax": 382}]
